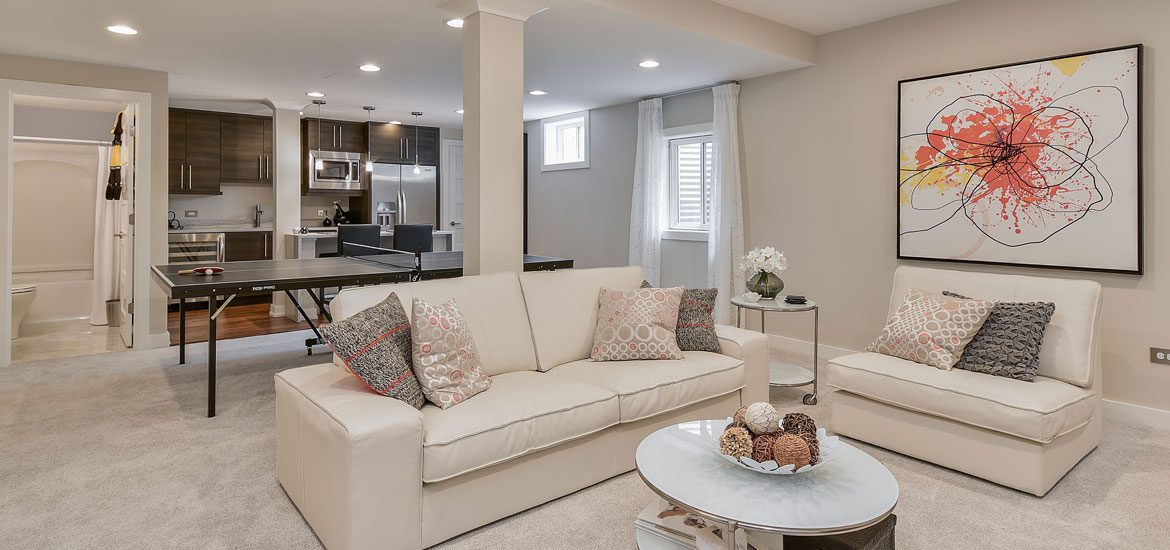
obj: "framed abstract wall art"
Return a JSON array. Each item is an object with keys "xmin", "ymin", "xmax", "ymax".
[{"xmin": 897, "ymin": 45, "xmax": 1142, "ymax": 274}]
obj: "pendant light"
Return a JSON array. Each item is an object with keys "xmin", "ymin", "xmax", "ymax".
[
  {"xmin": 363, "ymin": 105, "xmax": 375, "ymax": 172},
  {"xmin": 312, "ymin": 100, "xmax": 326, "ymax": 170},
  {"xmin": 411, "ymin": 111, "xmax": 423, "ymax": 174}
]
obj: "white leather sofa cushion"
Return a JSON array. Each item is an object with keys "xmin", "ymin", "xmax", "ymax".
[
  {"xmin": 547, "ymin": 352, "xmax": 745, "ymax": 422},
  {"xmin": 519, "ymin": 266, "xmax": 646, "ymax": 371},
  {"xmin": 887, "ymin": 266, "xmax": 1101, "ymax": 387},
  {"xmin": 828, "ymin": 352, "xmax": 1095, "ymax": 443},
  {"xmin": 421, "ymin": 371, "xmax": 619, "ymax": 482},
  {"xmin": 329, "ymin": 272, "xmax": 539, "ymax": 376}
]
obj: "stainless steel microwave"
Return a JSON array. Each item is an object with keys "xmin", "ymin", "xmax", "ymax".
[{"xmin": 308, "ymin": 150, "xmax": 364, "ymax": 191}]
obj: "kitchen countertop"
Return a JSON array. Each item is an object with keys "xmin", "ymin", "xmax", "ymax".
[
  {"xmin": 289, "ymin": 228, "xmax": 454, "ymax": 239},
  {"xmin": 169, "ymin": 225, "xmax": 274, "ymax": 234}
]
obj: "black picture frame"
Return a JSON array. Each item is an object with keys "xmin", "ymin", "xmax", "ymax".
[{"xmin": 896, "ymin": 44, "xmax": 1143, "ymax": 275}]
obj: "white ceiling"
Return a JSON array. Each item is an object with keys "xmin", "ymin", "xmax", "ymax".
[
  {"xmin": 0, "ymin": 0, "xmax": 954, "ymax": 127},
  {"xmin": 710, "ymin": 0, "xmax": 959, "ymax": 35}
]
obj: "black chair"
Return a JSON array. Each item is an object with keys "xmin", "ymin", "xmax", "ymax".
[
  {"xmin": 393, "ymin": 224, "xmax": 434, "ymax": 254},
  {"xmin": 318, "ymin": 224, "xmax": 383, "ymax": 305}
]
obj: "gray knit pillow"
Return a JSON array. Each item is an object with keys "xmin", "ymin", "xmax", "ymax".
[
  {"xmin": 943, "ymin": 291, "xmax": 1055, "ymax": 382},
  {"xmin": 319, "ymin": 293, "xmax": 425, "ymax": 408},
  {"xmin": 641, "ymin": 281, "xmax": 720, "ymax": 352}
]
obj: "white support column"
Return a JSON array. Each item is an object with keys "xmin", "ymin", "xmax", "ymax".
[
  {"xmin": 442, "ymin": 0, "xmax": 546, "ymax": 275},
  {"xmin": 265, "ymin": 101, "xmax": 304, "ymax": 318}
]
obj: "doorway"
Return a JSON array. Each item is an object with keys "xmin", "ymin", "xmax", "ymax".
[
  {"xmin": 440, "ymin": 138, "xmax": 464, "ymax": 250},
  {"xmin": 1, "ymin": 80, "xmax": 153, "ymax": 367}
]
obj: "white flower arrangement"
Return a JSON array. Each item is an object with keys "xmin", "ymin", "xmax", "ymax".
[{"xmin": 741, "ymin": 246, "xmax": 788, "ymax": 277}]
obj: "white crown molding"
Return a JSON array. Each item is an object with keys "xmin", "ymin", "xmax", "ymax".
[
  {"xmin": 265, "ymin": 98, "xmax": 309, "ymax": 112},
  {"xmin": 438, "ymin": 0, "xmax": 549, "ymax": 21}
]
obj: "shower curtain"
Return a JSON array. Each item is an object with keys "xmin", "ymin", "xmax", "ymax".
[{"xmin": 90, "ymin": 146, "xmax": 120, "ymax": 325}]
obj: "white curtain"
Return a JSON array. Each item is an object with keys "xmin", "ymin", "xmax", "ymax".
[
  {"xmin": 708, "ymin": 83, "xmax": 746, "ymax": 324},
  {"xmin": 90, "ymin": 146, "xmax": 120, "ymax": 325},
  {"xmin": 629, "ymin": 98, "xmax": 666, "ymax": 285}
]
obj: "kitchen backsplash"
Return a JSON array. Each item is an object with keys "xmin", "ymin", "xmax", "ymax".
[{"xmin": 170, "ymin": 183, "xmax": 272, "ymax": 227}]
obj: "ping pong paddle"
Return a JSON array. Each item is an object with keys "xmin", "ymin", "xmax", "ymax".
[{"xmin": 177, "ymin": 266, "xmax": 225, "ymax": 276}]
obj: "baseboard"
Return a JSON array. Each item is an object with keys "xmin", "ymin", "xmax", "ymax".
[
  {"xmin": 1103, "ymin": 400, "xmax": 1170, "ymax": 431},
  {"xmin": 142, "ymin": 331, "xmax": 172, "ymax": 350},
  {"xmin": 768, "ymin": 335, "xmax": 1170, "ymax": 431}
]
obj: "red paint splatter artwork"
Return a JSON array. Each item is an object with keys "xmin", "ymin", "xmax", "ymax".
[{"xmin": 898, "ymin": 46, "xmax": 1140, "ymax": 273}]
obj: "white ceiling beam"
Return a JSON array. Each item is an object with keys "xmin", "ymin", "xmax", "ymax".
[{"xmin": 580, "ymin": 0, "xmax": 816, "ymax": 64}]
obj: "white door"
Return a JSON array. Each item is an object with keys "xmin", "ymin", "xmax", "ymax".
[
  {"xmin": 440, "ymin": 139, "xmax": 464, "ymax": 251},
  {"xmin": 117, "ymin": 106, "xmax": 135, "ymax": 347}
]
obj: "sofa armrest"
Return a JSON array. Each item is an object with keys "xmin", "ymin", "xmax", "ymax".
[
  {"xmin": 715, "ymin": 324, "xmax": 769, "ymax": 404},
  {"xmin": 276, "ymin": 364, "xmax": 424, "ymax": 550}
]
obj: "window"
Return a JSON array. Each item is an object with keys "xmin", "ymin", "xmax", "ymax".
[
  {"xmin": 541, "ymin": 111, "xmax": 589, "ymax": 171},
  {"xmin": 668, "ymin": 133, "xmax": 715, "ymax": 233}
]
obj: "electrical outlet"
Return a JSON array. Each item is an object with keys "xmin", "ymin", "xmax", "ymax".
[
  {"xmin": 1151, "ymin": 348, "xmax": 1170, "ymax": 365},
  {"xmin": 184, "ymin": 210, "xmax": 198, "ymax": 218},
  {"xmin": 317, "ymin": 209, "xmax": 327, "ymax": 217}
]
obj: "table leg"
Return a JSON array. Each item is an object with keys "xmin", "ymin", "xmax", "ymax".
[
  {"xmin": 761, "ymin": 310, "xmax": 766, "ymax": 334},
  {"xmin": 207, "ymin": 294, "xmax": 217, "ymax": 418},
  {"xmin": 803, "ymin": 306, "xmax": 819, "ymax": 406},
  {"xmin": 735, "ymin": 306, "xmax": 741, "ymax": 328},
  {"xmin": 178, "ymin": 298, "xmax": 186, "ymax": 365}
]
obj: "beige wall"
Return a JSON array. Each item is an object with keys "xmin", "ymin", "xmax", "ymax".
[
  {"xmin": 739, "ymin": 0, "xmax": 1169, "ymax": 411},
  {"xmin": 0, "ymin": 53, "xmax": 169, "ymax": 343}
]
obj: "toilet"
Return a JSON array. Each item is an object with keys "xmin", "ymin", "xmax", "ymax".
[{"xmin": 11, "ymin": 284, "xmax": 37, "ymax": 339}]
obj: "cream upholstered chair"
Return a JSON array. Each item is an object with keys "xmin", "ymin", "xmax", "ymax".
[{"xmin": 827, "ymin": 266, "xmax": 1102, "ymax": 496}]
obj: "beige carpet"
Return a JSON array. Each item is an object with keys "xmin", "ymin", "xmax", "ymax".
[{"xmin": 2, "ymin": 331, "xmax": 1168, "ymax": 549}]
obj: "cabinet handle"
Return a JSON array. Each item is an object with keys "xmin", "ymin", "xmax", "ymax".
[
  {"xmin": 266, "ymin": 155, "xmax": 271, "ymax": 179},
  {"xmin": 179, "ymin": 164, "xmax": 184, "ymax": 188},
  {"xmin": 406, "ymin": 138, "xmax": 410, "ymax": 161},
  {"xmin": 259, "ymin": 155, "xmax": 263, "ymax": 179},
  {"xmin": 264, "ymin": 233, "xmax": 269, "ymax": 258},
  {"xmin": 189, "ymin": 164, "xmax": 194, "ymax": 189}
]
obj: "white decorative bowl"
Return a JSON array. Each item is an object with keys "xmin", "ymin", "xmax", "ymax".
[{"xmin": 713, "ymin": 421, "xmax": 843, "ymax": 475}]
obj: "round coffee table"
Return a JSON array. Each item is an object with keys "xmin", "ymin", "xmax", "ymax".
[
  {"xmin": 730, "ymin": 296, "xmax": 819, "ymax": 405},
  {"xmin": 635, "ymin": 420, "xmax": 898, "ymax": 550}
]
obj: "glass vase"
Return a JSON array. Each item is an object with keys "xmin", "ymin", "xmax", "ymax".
[{"xmin": 747, "ymin": 271, "xmax": 784, "ymax": 299}]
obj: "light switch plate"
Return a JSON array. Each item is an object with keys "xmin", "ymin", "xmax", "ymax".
[
  {"xmin": 317, "ymin": 209, "xmax": 327, "ymax": 217},
  {"xmin": 1151, "ymin": 348, "xmax": 1170, "ymax": 365},
  {"xmin": 184, "ymin": 210, "xmax": 198, "ymax": 218}
]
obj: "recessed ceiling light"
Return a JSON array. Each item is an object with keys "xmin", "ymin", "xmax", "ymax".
[
  {"xmin": 528, "ymin": 89, "xmax": 547, "ymax": 96},
  {"xmin": 455, "ymin": 109, "xmax": 464, "ymax": 114},
  {"xmin": 306, "ymin": 91, "xmax": 325, "ymax": 98},
  {"xmin": 638, "ymin": 60, "xmax": 660, "ymax": 68},
  {"xmin": 446, "ymin": 19, "xmax": 464, "ymax": 28},
  {"xmin": 388, "ymin": 120, "xmax": 402, "ymax": 125},
  {"xmin": 106, "ymin": 25, "xmax": 138, "ymax": 35},
  {"xmin": 298, "ymin": 111, "xmax": 304, "ymax": 116},
  {"xmin": 359, "ymin": 64, "xmax": 381, "ymax": 72}
]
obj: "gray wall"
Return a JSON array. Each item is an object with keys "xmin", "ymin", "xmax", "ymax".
[
  {"xmin": 738, "ymin": 0, "xmax": 1170, "ymax": 412},
  {"xmin": 526, "ymin": 90, "xmax": 713, "ymax": 285},
  {"xmin": 14, "ymin": 106, "xmax": 118, "ymax": 142}
]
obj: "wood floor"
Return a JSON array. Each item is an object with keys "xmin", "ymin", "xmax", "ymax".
[{"xmin": 167, "ymin": 302, "xmax": 327, "ymax": 346}]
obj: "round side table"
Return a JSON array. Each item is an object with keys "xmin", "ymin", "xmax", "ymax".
[{"xmin": 730, "ymin": 296, "xmax": 819, "ymax": 405}]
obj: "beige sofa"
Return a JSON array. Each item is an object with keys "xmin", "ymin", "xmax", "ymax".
[
  {"xmin": 827, "ymin": 266, "xmax": 1103, "ymax": 496},
  {"xmin": 275, "ymin": 266, "xmax": 769, "ymax": 549}
]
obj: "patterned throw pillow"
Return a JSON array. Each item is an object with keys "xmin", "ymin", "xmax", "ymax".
[
  {"xmin": 641, "ymin": 281, "xmax": 720, "ymax": 352},
  {"xmin": 411, "ymin": 297, "xmax": 491, "ymax": 409},
  {"xmin": 591, "ymin": 287, "xmax": 685, "ymax": 361},
  {"xmin": 865, "ymin": 288, "xmax": 995, "ymax": 370},
  {"xmin": 943, "ymin": 291, "xmax": 1056, "ymax": 382},
  {"xmin": 318, "ymin": 293, "xmax": 425, "ymax": 408}
]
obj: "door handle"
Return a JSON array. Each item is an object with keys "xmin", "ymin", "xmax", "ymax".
[{"xmin": 450, "ymin": 221, "xmax": 461, "ymax": 227}]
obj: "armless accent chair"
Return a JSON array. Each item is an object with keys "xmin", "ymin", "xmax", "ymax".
[{"xmin": 393, "ymin": 224, "xmax": 434, "ymax": 254}]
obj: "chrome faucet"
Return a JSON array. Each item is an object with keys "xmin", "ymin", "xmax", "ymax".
[{"xmin": 254, "ymin": 204, "xmax": 264, "ymax": 228}]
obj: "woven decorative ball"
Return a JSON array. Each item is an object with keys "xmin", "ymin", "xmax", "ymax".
[
  {"xmin": 743, "ymin": 402, "xmax": 780, "ymax": 435},
  {"xmin": 732, "ymin": 405, "xmax": 750, "ymax": 424},
  {"xmin": 799, "ymin": 431, "xmax": 820, "ymax": 465},
  {"xmin": 725, "ymin": 420, "xmax": 750, "ymax": 433},
  {"xmin": 719, "ymin": 426, "xmax": 754, "ymax": 458},
  {"xmin": 751, "ymin": 432, "xmax": 780, "ymax": 463},
  {"xmin": 772, "ymin": 433, "xmax": 811, "ymax": 469},
  {"xmin": 782, "ymin": 412, "xmax": 817, "ymax": 435}
]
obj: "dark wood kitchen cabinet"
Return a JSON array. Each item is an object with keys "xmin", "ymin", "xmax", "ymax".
[
  {"xmin": 305, "ymin": 119, "xmax": 366, "ymax": 152},
  {"xmin": 220, "ymin": 114, "xmax": 272, "ymax": 183},
  {"xmin": 368, "ymin": 122, "xmax": 439, "ymax": 165},
  {"xmin": 170, "ymin": 109, "xmax": 222, "ymax": 194},
  {"xmin": 223, "ymin": 231, "xmax": 272, "ymax": 261}
]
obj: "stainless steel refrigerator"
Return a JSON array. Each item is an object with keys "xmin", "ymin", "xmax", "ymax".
[{"xmin": 370, "ymin": 164, "xmax": 438, "ymax": 228}]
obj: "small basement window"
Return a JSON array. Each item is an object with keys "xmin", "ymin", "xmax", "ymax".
[{"xmin": 541, "ymin": 111, "xmax": 589, "ymax": 171}]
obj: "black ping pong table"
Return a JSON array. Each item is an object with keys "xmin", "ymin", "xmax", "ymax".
[{"xmin": 151, "ymin": 252, "xmax": 573, "ymax": 417}]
